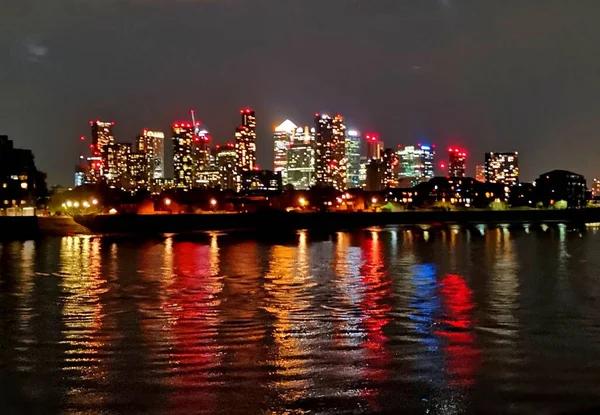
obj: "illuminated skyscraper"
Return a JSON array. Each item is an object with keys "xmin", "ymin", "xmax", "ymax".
[
  {"xmin": 172, "ymin": 122, "xmax": 195, "ymax": 189},
  {"xmin": 475, "ymin": 165, "xmax": 486, "ymax": 183},
  {"xmin": 485, "ymin": 152, "xmax": 519, "ymax": 186},
  {"xmin": 216, "ymin": 143, "xmax": 237, "ymax": 190},
  {"xmin": 314, "ymin": 113, "xmax": 347, "ymax": 190},
  {"xmin": 273, "ymin": 120, "xmax": 297, "ymax": 180},
  {"xmin": 345, "ymin": 130, "xmax": 361, "ymax": 189},
  {"xmin": 448, "ymin": 148, "xmax": 467, "ymax": 178},
  {"xmin": 90, "ymin": 120, "xmax": 115, "ymax": 157},
  {"xmin": 136, "ymin": 130, "xmax": 165, "ymax": 180},
  {"xmin": 235, "ymin": 108, "xmax": 257, "ymax": 191},
  {"xmin": 286, "ymin": 126, "xmax": 315, "ymax": 190},
  {"xmin": 382, "ymin": 148, "xmax": 399, "ymax": 188},
  {"xmin": 126, "ymin": 152, "xmax": 148, "ymax": 191},
  {"xmin": 398, "ymin": 143, "xmax": 435, "ymax": 186},
  {"xmin": 365, "ymin": 133, "xmax": 383, "ymax": 160},
  {"xmin": 105, "ymin": 143, "xmax": 131, "ymax": 187}
]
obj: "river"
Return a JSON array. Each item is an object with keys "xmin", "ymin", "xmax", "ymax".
[{"xmin": 1, "ymin": 226, "xmax": 600, "ymax": 414}]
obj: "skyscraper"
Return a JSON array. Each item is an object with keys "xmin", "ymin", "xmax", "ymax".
[
  {"xmin": 235, "ymin": 108, "xmax": 257, "ymax": 191},
  {"xmin": 286, "ymin": 126, "xmax": 315, "ymax": 190},
  {"xmin": 382, "ymin": 148, "xmax": 399, "ymax": 188},
  {"xmin": 314, "ymin": 113, "xmax": 347, "ymax": 190},
  {"xmin": 485, "ymin": 152, "xmax": 519, "ymax": 186},
  {"xmin": 105, "ymin": 143, "xmax": 131, "ymax": 187},
  {"xmin": 90, "ymin": 120, "xmax": 115, "ymax": 158},
  {"xmin": 345, "ymin": 130, "xmax": 361, "ymax": 189},
  {"xmin": 448, "ymin": 148, "xmax": 467, "ymax": 178},
  {"xmin": 136, "ymin": 130, "xmax": 165, "ymax": 180},
  {"xmin": 216, "ymin": 143, "xmax": 237, "ymax": 190},
  {"xmin": 273, "ymin": 120, "xmax": 297, "ymax": 180},
  {"xmin": 172, "ymin": 123, "xmax": 195, "ymax": 189},
  {"xmin": 365, "ymin": 133, "xmax": 383, "ymax": 160},
  {"xmin": 397, "ymin": 144, "xmax": 435, "ymax": 186}
]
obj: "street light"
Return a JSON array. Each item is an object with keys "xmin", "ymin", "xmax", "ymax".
[
  {"xmin": 164, "ymin": 198, "xmax": 172, "ymax": 206},
  {"xmin": 83, "ymin": 201, "xmax": 90, "ymax": 208},
  {"xmin": 371, "ymin": 197, "xmax": 378, "ymax": 204},
  {"xmin": 299, "ymin": 197, "xmax": 306, "ymax": 207},
  {"xmin": 66, "ymin": 200, "xmax": 73, "ymax": 207},
  {"xmin": 92, "ymin": 198, "xmax": 98, "ymax": 205},
  {"xmin": 73, "ymin": 201, "xmax": 80, "ymax": 208},
  {"xmin": 210, "ymin": 198, "xmax": 217, "ymax": 207}
]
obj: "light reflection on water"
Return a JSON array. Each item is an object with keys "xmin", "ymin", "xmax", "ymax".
[{"xmin": 1, "ymin": 227, "xmax": 600, "ymax": 414}]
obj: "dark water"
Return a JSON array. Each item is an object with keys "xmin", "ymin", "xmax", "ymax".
[{"xmin": 2, "ymin": 226, "xmax": 600, "ymax": 414}]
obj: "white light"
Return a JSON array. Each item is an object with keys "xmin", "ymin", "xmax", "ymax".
[{"xmin": 347, "ymin": 130, "xmax": 359, "ymax": 137}]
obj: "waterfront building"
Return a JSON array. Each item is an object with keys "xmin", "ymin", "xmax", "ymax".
[
  {"xmin": 593, "ymin": 179, "xmax": 600, "ymax": 199},
  {"xmin": 365, "ymin": 159, "xmax": 384, "ymax": 191},
  {"xmin": 485, "ymin": 152, "xmax": 519, "ymax": 186},
  {"xmin": 136, "ymin": 130, "xmax": 165, "ymax": 180},
  {"xmin": 448, "ymin": 148, "xmax": 467, "ymax": 177},
  {"xmin": 365, "ymin": 133, "xmax": 383, "ymax": 160},
  {"xmin": 172, "ymin": 123, "xmax": 195, "ymax": 189},
  {"xmin": 216, "ymin": 143, "xmax": 237, "ymax": 190},
  {"xmin": 125, "ymin": 152, "xmax": 148, "ymax": 191},
  {"xmin": 475, "ymin": 165, "xmax": 486, "ymax": 182},
  {"xmin": 412, "ymin": 176, "xmax": 505, "ymax": 208},
  {"xmin": 286, "ymin": 127, "xmax": 315, "ymax": 190},
  {"xmin": 0, "ymin": 135, "xmax": 44, "ymax": 207},
  {"xmin": 90, "ymin": 120, "xmax": 115, "ymax": 180},
  {"xmin": 84, "ymin": 155, "xmax": 103, "ymax": 184},
  {"xmin": 105, "ymin": 143, "xmax": 131, "ymax": 187},
  {"xmin": 382, "ymin": 148, "xmax": 399, "ymax": 188},
  {"xmin": 235, "ymin": 108, "xmax": 257, "ymax": 191},
  {"xmin": 397, "ymin": 143, "xmax": 435, "ymax": 187},
  {"xmin": 314, "ymin": 113, "xmax": 347, "ymax": 190},
  {"xmin": 241, "ymin": 170, "xmax": 282, "ymax": 192},
  {"xmin": 345, "ymin": 130, "xmax": 361, "ymax": 189},
  {"xmin": 273, "ymin": 120, "xmax": 297, "ymax": 181},
  {"xmin": 359, "ymin": 156, "xmax": 367, "ymax": 188},
  {"xmin": 535, "ymin": 170, "xmax": 587, "ymax": 208}
]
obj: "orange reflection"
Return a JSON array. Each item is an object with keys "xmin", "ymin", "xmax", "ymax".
[
  {"xmin": 435, "ymin": 274, "xmax": 481, "ymax": 387},
  {"xmin": 359, "ymin": 231, "xmax": 392, "ymax": 408}
]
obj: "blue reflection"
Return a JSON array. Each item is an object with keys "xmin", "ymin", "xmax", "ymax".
[{"xmin": 409, "ymin": 264, "xmax": 440, "ymax": 352}]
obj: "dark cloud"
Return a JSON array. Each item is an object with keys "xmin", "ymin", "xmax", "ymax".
[{"xmin": 1, "ymin": 0, "xmax": 600, "ymax": 184}]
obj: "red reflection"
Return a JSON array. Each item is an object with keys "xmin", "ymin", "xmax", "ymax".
[
  {"xmin": 359, "ymin": 233, "xmax": 392, "ymax": 408},
  {"xmin": 435, "ymin": 274, "xmax": 481, "ymax": 387}
]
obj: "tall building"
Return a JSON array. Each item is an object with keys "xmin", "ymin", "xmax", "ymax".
[
  {"xmin": 192, "ymin": 127, "xmax": 211, "ymax": 176},
  {"xmin": 593, "ymin": 179, "xmax": 600, "ymax": 199},
  {"xmin": 448, "ymin": 148, "xmax": 467, "ymax": 178},
  {"xmin": 397, "ymin": 143, "xmax": 435, "ymax": 187},
  {"xmin": 273, "ymin": 120, "xmax": 297, "ymax": 180},
  {"xmin": 172, "ymin": 123, "xmax": 195, "ymax": 189},
  {"xmin": 90, "ymin": 120, "xmax": 115, "ymax": 180},
  {"xmin": 382, "ymin": 148, "xmax": 399, "ymax": 188},
  {"xmin": 216, "ymin": 143, "xmax": 237, "ymax": 190},
  {"xmin": 105, "ymin": 143, "xmax": 131, "ymax": 187},
  {"xmin": 126, "ymin": 152, "xmax": 148, "ymax": 191},
  {"xmin": 286, "ymin": 126, "xmax": 315, "ymax": 190},
  {"xmin": 365, "ymin": 133, "xmax": 383, "ymax": 160},
  {"xmin": 235, "ymin": 108, "xmax": 257, "ymax": 191},
  {"xmin": 314, "ymin": 113, "xmax": 346, "ymax": 190},
  {"xmin": 0, "ymin": 135, "xmax": 45, "ymax": 207},
  {"xmin": 475, "ymin": 165, "xmax": 486, "ymax": 183},
  {"xmin": 345, "ymin": 130, "xmax": 361, "ymax": 189},
  {"xmin": 136, "ymin": 130, "xmax": 165, "ymax": 180},
  {"xmin": 484, "ymin": 152, "xmax": 519, "ymax": 186}
]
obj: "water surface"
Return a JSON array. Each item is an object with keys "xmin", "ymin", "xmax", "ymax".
[{"xmin": 2, "ymin": 226, "xmax": 600, "ymax": 414}]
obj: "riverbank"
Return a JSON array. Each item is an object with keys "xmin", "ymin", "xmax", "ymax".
[{"xmin": 73, "ymin": 208, "xmax": 600, "ymax": 235}]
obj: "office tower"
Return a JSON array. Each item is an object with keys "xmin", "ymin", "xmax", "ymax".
[
  {"xmin": 235, "ymin": 108, "xmax": 257, "ymax": 191},
  {"xmin": 484, "ymin": 152, "xmax": 519, "ymax": 186},
  {"xmin": 286, "ymin": 126, "xmax": 315, "ymax": 190},
  {"xmin": 136, "ymin": 130, "xmax": 165, "ymax": 180},
  {"xmin": 126, "ymin": 152, "xmax": 148, "ymax": 191},
  {"xmin": 105, "ymin": 143, "xmax": 131, "ymax": 187},
  {"xmin": 74, "ymin": 165, "xmax": 85, "ymax": 187},
  {"xmin": 475, "ymin": 165, "xmax": 486, "ymax": 183},
  {"xmin": 314, "ymin": 113, "xmax": 347, "ymax": 190},
  {"xmin": 365, "ymin": 159, "xmax": 384, "ymax": 191},
  {"xmin": 397, "ymin": 143, "xmax": 435, "ymax": 187},
  {"xmin": 345, "ymin": 130, "xmax": 361, "ymax": 189},
  {"xmin": 365, "ymin": 133, "xmax": 383, "ymax": 160},
  {"xmin": 90, "ymin": 120, "xmax": 115, "ymax": 180},
  {"xmin": 448, "ymin": 148, "xmax": 467, "ymax": 177},
  {"xmin": 172, "ymin": 122, "xmax": 195, "ymax": 189},
  {"xmin": 192, "ymin": 127, "xmax": 211, "ymax": 174},
  {"xmin": 273, "ymin": 120, "xmax": 297, "ymax": 180},
  {"xmin": 382, "ymin": 148, "xmax": 399, "ymax": 188},
  {"xmin": 216, "ymin": 143, "xmax": 237, "ymax": 190}
]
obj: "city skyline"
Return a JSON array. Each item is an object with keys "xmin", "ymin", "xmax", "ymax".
[{"xmin": 2, "ymin": 2, "xmax": 600, "ymax": 185}]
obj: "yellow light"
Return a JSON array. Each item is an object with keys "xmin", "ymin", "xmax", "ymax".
[
  {"xmin": 73, "ymin": 202, "xmax": 80, "ymax": 208},
  {"xmin": 345, "ymin": 193, "xmax": 350, "ymax": 199},
  {"xmin": 299, "ymin": 197, "xmax": 306, "ymax": 206},
  {"xmin": 164, "ymin": 198, "xmax": 172, "ymax": 206},
  {"xmin": 20, "ymin": 182, "xmax": 28, "ymax": 189},
  {"xmin": 210, "ymin": 198, "xmax": 217, "ymax": 206},
  {"xmin": 61, "ymin": 203, "xmax": 66, "ymax": 208},
  {"xmin": 371, "ymin": 197, "xmax": 378, "ymax": 204},
  {"xmin": 66, "ymin": 200, "xmax": 73, "ymax": 207},
  {"xmin": 109, "ymin": 208, "xmax": 118, "ymax": 215},
  {"xmin": 92, "ymin": 198, "xmax": 98, "ymax": 205},
  {"xmin": 83, "ymin": 201, "xmax": 90, "ymax": 208}
]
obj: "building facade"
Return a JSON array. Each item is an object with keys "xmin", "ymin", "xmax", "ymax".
[
  {"xmin": 172, "ymin": 123, "xmax": 195, "ymax": 189},
  {"xmin": 475, "ymin": 165, "xmax": 486, "ymax": 183},
  {"xmin": 448, "ymin": 148, "xmax": 467, "ymax": 178},
  {"xmin": 90, "ymin": 120, "xmax": 115, "ymax": 181},
  {"xmin": 398, "ymin": 144, "xmax": 435, "ymax": 187},
  {"xmin": 365, "ymin": 133, "xmax": 383, "ymax": 160},
  {"xmin": 345, "ymin": 130, "xmax": 361, "ymax": 189},
  {"xmin": 216, "ymin": 143, "xmax": 237, "ymax": 190},
  {"xmin": 314, "ymin": 113, "xmax": 346, "ymax": 190},
  {"xmin": 273, "ymin": 120, "xmax": 297, "ymax": 180},
  {"xmin": 286, "ymin": 127, "xmax": 315, "ymax": 190},
  {"xmin": 535, "ymin": 170, "xmax": 587, "ymax": 208},
  {"xmin": 136, "ymin": 130, "xmax": 165, "ymax": 180},
  {"xmin": 235, "ymin": 109, "xmax": 257, "ymax": 191},
  {"xmin": 0, "ymin": 135, "xmax": 44, "ymax": 208},
  {"xmin": 484, "ymin": 152, "xmax": 519, "ymax": 186}
]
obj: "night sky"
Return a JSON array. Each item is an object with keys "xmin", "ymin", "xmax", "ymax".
[{"xmin": 2, "ymin": 0, "xmax": 600, "ymax": 185}]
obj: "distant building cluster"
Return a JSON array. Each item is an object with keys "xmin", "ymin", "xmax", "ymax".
[{"xmin": 71, "ymin": 108, "xmax": 595, "ymax": 210}]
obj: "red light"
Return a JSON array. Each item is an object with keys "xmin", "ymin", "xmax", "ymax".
[
  {"xmin": 80, "ymin": 136, "xmax": 85, "ymax": 141},
  {"xmin": 89, "ymin": 144, "xmax": 94, "ymax": 149},
  {"xmin": 432, "ymin": 144, "xmax": 436, "ymax": 148},
  {"xmin": 449, "ymin": 147, "xmax": 453, "ymax": 152},
  {"xmin": 194, "ymin": 138, "xmax": 199, "ymax": 142},
  {"xmin": 111, "ymin": 122, "xmax": 115, "ymax": 125},
  {"xmin": 398, "ymin": 144, "xmax": 402, "ymax": 148},
  {"xmin": 440, "ymin": 163, "xmax": 446, "ymax": 169},
  {"xmin": 315, "ymin": 112, "xmax": 320, "ymax": 117},
  {"xmin": 174, "ymin": 123, "xmax": 179, "ymax": 127},
  {"xmin": 418, "ymin": 142, "xmax": 421, "ymax": 146}
]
